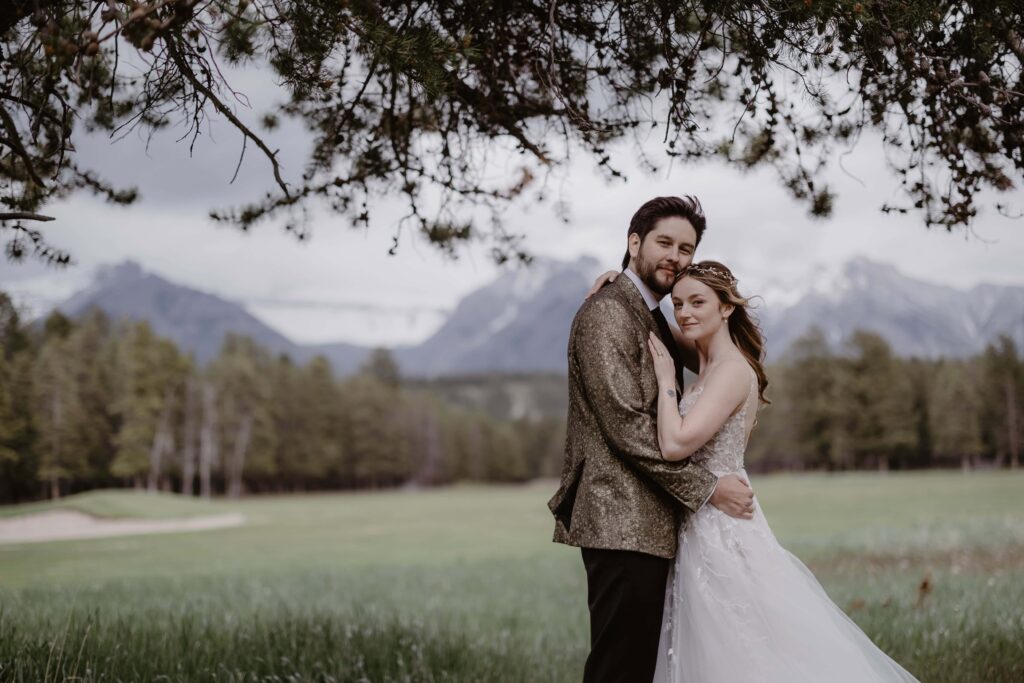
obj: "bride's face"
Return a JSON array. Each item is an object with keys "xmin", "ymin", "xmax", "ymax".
[{"xmin": 671, "ymin": 277, "xmax": 731, "ymax": 341}]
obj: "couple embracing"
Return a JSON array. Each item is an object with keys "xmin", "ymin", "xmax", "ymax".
[{"xmin": 548, "ymin": 196, "xmax": 919, "ymax": 682}]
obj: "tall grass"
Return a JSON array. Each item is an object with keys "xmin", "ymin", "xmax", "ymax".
[{"xmin": 1, "ymin": 472, "xmax": 1022, "ymax": 682}]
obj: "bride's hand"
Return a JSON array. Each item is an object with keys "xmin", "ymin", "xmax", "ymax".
[
  {"xmin": 585, "ymin": 270, "xmax": 619, "ymax": 299},
  {"xmin": 647, "ymin": 332, "xmax": 676, "ymax": 386}
]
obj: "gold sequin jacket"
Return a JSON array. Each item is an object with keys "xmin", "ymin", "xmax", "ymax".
[{"xmin": 548, "ymin": 275, "xmax": 718, "ymax": 559}]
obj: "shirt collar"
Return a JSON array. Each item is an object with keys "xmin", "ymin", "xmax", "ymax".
[{"xmin": 622, "ymin": 267, "xmax": 662, "ymax": 311}]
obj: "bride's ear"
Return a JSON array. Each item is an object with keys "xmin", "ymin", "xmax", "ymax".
[{"xmin": 720, "ymin": 303, "xmax": 734, "ymax": 320}]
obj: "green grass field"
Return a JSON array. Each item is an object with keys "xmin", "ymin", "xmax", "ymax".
[{"xmin": 1, "ymin": 471, "xmax": 1022, "ymax": 682}]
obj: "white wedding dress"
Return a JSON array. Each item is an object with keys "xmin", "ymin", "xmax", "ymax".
[{"xmin": 653, "ymin": 372, "xmax": 919, "ymax": 683}]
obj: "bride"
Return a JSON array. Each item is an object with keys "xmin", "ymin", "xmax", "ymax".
[{"xmin": 594, "ymin": 261, "xmax": 919, "ymax": 682}]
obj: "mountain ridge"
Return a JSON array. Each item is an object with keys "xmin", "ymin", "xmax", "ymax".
[{"xmin": 34, "ymin": 256, "xmax": 1024, "ymax": 375}]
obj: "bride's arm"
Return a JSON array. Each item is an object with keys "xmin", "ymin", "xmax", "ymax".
[{"xmin": 648, "ymin": 333, "xmax": 751, "ymax": 462}]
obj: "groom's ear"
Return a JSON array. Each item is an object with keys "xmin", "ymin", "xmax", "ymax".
[{"xmin": 627, "ymin": 233, "xmax": 641, "ymax": 261}]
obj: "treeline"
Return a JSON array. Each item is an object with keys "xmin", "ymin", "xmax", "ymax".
[
  {"xmin": 2, "ymin": 291, "xmax": 1021, "ymax": 504},
  {"xmin": 748, "ymin": 329, "xmax": 1022, "ymax": 472},
  {"xmin": 0, "ymin": 295, "xmax": 565, "ymax": 504}
]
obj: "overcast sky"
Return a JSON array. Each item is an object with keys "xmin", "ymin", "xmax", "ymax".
[{"xmin": 2, "ymin": 77, "xmax": 1022, "ymax": 347}]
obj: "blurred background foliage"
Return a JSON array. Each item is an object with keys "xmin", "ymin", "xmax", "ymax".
[{"xmin": 1, "ymin": 290, "xmax": 1020, "ymax": 504}]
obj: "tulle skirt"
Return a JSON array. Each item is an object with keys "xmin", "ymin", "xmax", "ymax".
[{"xmin": 654, "ymin": 470, "xmax": 919, "ymax": 683}]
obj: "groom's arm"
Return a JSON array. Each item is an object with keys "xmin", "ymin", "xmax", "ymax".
[{"xmin": 572, "ymin": 297, "xmax": 717, "ymax": 514}]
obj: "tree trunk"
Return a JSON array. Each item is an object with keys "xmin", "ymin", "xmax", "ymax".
[
  {"xmin": 1006, "ymin": 379, "xmax": 1020, "ymax": 469},
  {"xmin": 199, "ymin": 381, "xmax": 218, "ymax": 499},
  {"xmin": 466, "ymin": 422, "xmax": 484, "ymax": 481},
  {"xmin": 181, "ymin": 376, "xmax": 199, "ymax": 496},
  {"xmin": 48, "ymin": 389, "xmax": 62, "ymax": 498},
  {"xmin": 147, "ymin": 446, "xmax": 160, "ymax": 492},
  {"xmin": 408, "ymin": 403, "xmax": 441, "ymax": 486},
  {"xmin": 993, "ymin": 446, "xmax": 1006, "ymax": 469},
  {"xmin": 148, "ymin": 387, "xmax": 176, "ymax": 492},
  {"xmin": 227, "ymin": 413, "xmax": 253, "ymax": 499}
]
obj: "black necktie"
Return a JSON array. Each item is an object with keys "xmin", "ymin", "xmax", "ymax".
[{"xmin": 651, "ymin": 307, "xmax": 686, "ymax": 391}]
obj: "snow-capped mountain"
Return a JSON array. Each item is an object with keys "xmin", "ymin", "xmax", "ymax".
[
  {"xmin": 393, "ymin": 256, "xmax": 602, "ymax": 375},
  {"xmin": 32, "ymin": 256, "xmax": 1024, "ymax": 376},
  {"xmin": 756, "ymin": 257, "xmax": 1024, "ymax": 359}
]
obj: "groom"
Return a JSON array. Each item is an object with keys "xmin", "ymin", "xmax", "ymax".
[{"xmin": 548, "ymin": 196, "xmax": 755, "ymax": 683}]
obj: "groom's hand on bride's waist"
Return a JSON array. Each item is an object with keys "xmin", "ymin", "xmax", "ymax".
[{"xmin": 708, "ymin": 474, "xmax": 755, "ymax": 519}]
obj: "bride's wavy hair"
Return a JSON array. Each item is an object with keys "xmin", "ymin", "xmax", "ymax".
[{"xmin": 674, "ymin": 260, "xmax": 770, "ymax": 404}]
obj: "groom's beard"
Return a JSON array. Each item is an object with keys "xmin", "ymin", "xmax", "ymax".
[{"xmin": 635, "ymin": 252, "xmax": 680, "ymax": 297}]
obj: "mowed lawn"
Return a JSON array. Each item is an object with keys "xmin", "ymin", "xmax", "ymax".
[{"xmin": 1, "ymin": 471, "xmax": 1022, "ymax": 682}]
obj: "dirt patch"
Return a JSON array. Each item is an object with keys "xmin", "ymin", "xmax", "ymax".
[{"xmin": 0, "ymin": 509, "xmax": 246, "ymax": 545}]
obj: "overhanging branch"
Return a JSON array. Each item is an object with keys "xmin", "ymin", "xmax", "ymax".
[
  {"xmin": 0, "ymin": 212, "xmax": 55, "ymax": 222},
  {"xmin": 164, "ymin": 36, "xmax": 291, "ymax": 198}
]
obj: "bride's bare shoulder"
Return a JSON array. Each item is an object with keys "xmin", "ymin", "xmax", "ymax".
[{"xmin": 703, "ymin": 359, "xmax": 754, "ymax": 397}]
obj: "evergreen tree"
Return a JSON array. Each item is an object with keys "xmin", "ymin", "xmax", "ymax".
[
  {"xmin": 344, "ymin": 374, "xmax": 412, "ymax": 488},
  {"xmin": 271, "ymin": 354, "xmax": 343, "ymax": 489},
  {"xmin": 42, "ymin": 311, "xmax": 72, "ymax": 341},
  {"xmin": 6, "ymin": 2, "xmax": 1023, "ymax": 263},
  {"xmin": 198, "ymin": 378, "xmax": 219, "ymax": 499},
  {"xmin": 363, "ymin": 348, "xmax": 401, "ymax": 389},
  {"xmin": 481, "ymin": 418, "xmax": 529, "ymax": 482},
  {"xmin": 930, "ymin": 360, "xmax": 983, "ymax": 469},
  {"xmin": 444, "ymin": 411, "xmax": 487, "ymax": 482},
  {"xmin": 0, "ymin": 291, "xmax": 30, "ymax": 358},
  {"xmin": 981, "ymin": 336, "xmax": 1023, "ymax": 469},
  {"xmin": 66, "ymin": 309, "xmax": 117, "ymax": 485},
  {"xmin": 209, "ymin": 335, "xmax": 276, "ymax": 498},
  {"xmin": 435, "ymin": 405, "xmax": 473, "ymax": 483},
  {"xmin": 784, "ymin": 328, "xmax": 844, "ymax": 470},
  {"xmin": 269, "ymin": 355, "xmax": 305, "ymax": 490},
  {"xmin": 179, "ymin": 362, "xmax": 200, "ymax": 495},
  {"xmin": 904, "ymin": 359, "xmax": 935, "ymax": 469},
  {"xmin": 31, "ymin": 332, "xmax": 81, "ymax": 498},
  {"xmin": 518, "ymin": 416, "xmax": 566, "ymax": 480},
  {"xmin": 0, "ymin": 293, "xmax": 36, "ymax": 501},
  {"xmin": 742, "ymin": 367, "xmax": 795, "ymax": 471},
  {"xmin": 844, "ymin": 331, "xmax": 916, "ymax": 471},
  {"xmin": 397, "ymin": 392, "xmax": 443, "ymax": 486},
  {"xmin": 109, "ymin": 322, "xmax": 186, "ymax": 488}
]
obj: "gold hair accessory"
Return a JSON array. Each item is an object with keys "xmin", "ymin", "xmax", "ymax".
[{"xmin": 679, "ymin": 263, "xmax": 738, "ymax": 286}]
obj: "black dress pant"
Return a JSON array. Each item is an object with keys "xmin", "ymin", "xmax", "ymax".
[{"xmin": 581, "ymin": 547, "xmax": 671, "ymax": 683}]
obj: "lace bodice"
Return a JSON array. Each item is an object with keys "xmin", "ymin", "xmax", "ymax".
[{"xmin": 678, "ymin": 373, "xmax": 757, "ymax": 476}]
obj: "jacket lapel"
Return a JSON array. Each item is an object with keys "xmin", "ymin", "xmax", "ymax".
[
  {"xmin": 611, "ymin": 273, "xmax": 686, "ymax": 391},
  {"xmin": 610, "ymin": 272, "xmax": 658, "ymax": 330}
]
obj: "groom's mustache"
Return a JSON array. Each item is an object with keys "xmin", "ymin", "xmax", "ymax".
[{"xmin": 656, "ymin": 260, "xmax": 682, "ymax": 273}]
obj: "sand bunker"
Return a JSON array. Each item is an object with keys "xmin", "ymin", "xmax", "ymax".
[{"xmin": 0, "ymin": 509, "xmax": 246, "ymax": 545}]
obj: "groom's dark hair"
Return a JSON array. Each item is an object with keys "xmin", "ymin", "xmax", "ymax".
[{"xmin": 621, "ymin": 195, "xmax": 706, "ymax": 270}]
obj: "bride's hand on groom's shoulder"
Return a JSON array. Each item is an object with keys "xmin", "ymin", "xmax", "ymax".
[{"xmin": 585, "ymin": 270, "xmax": 619, "ymax": 298}]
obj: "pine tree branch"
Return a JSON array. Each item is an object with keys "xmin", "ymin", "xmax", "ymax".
[
  {"xmin": 164, "ymin": 35, "xmax": 291, "ymax": 198},
  {"xmin": 0, "ymin": 212, "xmax": 54, "ymax": 222}
]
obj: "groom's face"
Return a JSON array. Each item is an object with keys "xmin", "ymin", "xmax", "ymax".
[{"xmin": 629, "ymin": 217, "xmax": 698, "ymax": 296}]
